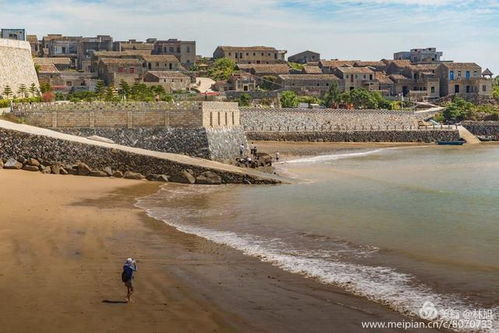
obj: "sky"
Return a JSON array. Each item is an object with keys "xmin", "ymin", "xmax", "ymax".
[{"xmin": 1, "ymin": 0, "xmax": 498, "ymax": 74}]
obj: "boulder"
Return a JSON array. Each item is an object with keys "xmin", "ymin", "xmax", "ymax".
[
  {"xmin": 112, "ymin": 171, "xmax": 124, "ymax": 178},
  {"xmin": 41, "ymin": 166, "xmax": 52, "ymax": 174},
  {"xmin": 27, "ymin": 158, "xmax": 41, "ymax": 167},
  {"xmin": 124, "ymin": 171, "xmax": 145, "ymax": 180},
  {"xmin": 66, "ymin": 164, "xmax": 78, "ymax": 175},
  {"xmin": 146, "ymin": 174, "xmax": 169, "ymax": 182},
  {"xmin": 170, "ymin": 170, "xmax": 196, "ymax": 184},
  {"xmin": 51, "ymin": 164, "xmax": 62, "ymax": 175},
  {"xmin": 4, "ymin": 158, "xmax": 22, "ymax": 169},
  {"xmin": 77, "ymin": 162, "xmax": 92, "ymax": 176},
  {"xmin": 103, "ymin": 167, "xmax": 113, "ymax": 177},
  {"xmin": 22, "ymin": 165, "xmax": 40, "ymax": 172},
  {"xmin": 196, "ymin": 171, "xmax": 222, "ymax": 185},
  {"xmin": 0, "ymin": 160, "xmax": 3, "ymax": 168},
  {"xmin": 90, "ymin": 170, "xmax": 108, "ymax": 177}
]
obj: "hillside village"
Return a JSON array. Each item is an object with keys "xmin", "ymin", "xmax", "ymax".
[{"xmin": 0, "ymin": 28, "xmax": 497, "ymax": 111}]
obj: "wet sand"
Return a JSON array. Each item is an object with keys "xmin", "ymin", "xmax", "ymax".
[{"xmin": 0, "ymin": 171, "xmax": 440, "ymax": 332}]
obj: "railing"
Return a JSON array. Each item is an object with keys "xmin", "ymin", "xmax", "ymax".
[{"xmin": 244, "ymin": 124, "xmax": 459, "ymax": 132}]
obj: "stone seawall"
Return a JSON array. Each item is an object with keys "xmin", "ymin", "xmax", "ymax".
[
  {"xmin": 462, "ymin": 121, "xmax": 499, "ymax": 140},
  {"xmin": 0, "ymin": 122, "xmax": 281, "ymax": 184},
  {"xmin": 246, "ymin": 130, "xmax": 459, "ymax": 143},
  {"xmin": 57, "ymin": 127, "xmax": 247, "ymax": 161}
]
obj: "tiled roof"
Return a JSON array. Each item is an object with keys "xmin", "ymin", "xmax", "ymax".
[
  {"xmin": 140, "ymin": 54, "xmax": 180, "ymax": 63},
  {"xmin": 146, "ymin": 71, "xmax": 189, "ymax": 79},
  {"xmin": 375, "ymin": 73, "xmax": 393, "ymax": 84},
  {"xmin": 38, "ymin": 64, "xmax": 60, "ymax": 73},
  {"xmin": 336, "ymin": 66, "xmax": 374, "ymax": 74},
  {"xmin": 482, "ymin": 68, "xmax": 493, "ymax": 75},
  {"xmin": 93, "ymin": 50, "xmax": 151, "ymax": 58},
  {"xmin": 408, "ymin": 63, "xmax": 439, "ymax": 71},
  {"xmin": 441, "ymin": 62, "xmax": 480, "ymax": 69},
  {"xmin": 99, "ymin": 58, "xmax": 142, "ymax": 65},
  {"xmin": 237, "ymin": 64, "xmax": 290, "ymax": 74},
  {"xmin": 33, "ymin": 57, "xmax": 71, "ymax": 65},
  {"xmin": 389, "ymin": 74, "xmax": 410, "ymax": 81},
  {"xmin": 218, "ymin": 46, "xmax": 277, "ymax": 52},
  {"xmin": 302, "ymin": 65, "xmax": 323, "ymax": 74},
  {"xmin": 279, "ymin": 74, "xmax": 339, "ymax": 80},
  {"xmin": 319, "ymin": 60, "xmax": 358, "ymax": 68},
  {"xmin": 354, "ymin": 61, "xmax": 385, "ymax": 67},
  {"xmin": 386, "ymin": 60, "xmax": 412, "ymax": 67}
]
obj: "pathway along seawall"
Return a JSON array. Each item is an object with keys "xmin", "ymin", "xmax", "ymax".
[
  {"xmin": 0, "ymin": 120, "xmax": 283, "ymax": 184},
  {"xmin": 247, "ymin": 130, "xmax": 459, "ymax": 143}
]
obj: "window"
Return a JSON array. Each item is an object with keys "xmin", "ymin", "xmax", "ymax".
[
  {"xmin": 454, "ymin": 85, "xmax": 459, "ymax": 93},
  {"xmin": 482, "ymin": 85, "xmax": 487, "ymax": 92},
  {"xmin": 363, "ymin": 75, "xmax": 366, "ymax": 79},
  {"xmin": 118, "ymin": 67, "xmax": 124, "ymax": 73},
  {"xmin": 466, "ymin": 71, "xmax": 470, "ymax": 79},
  {"xmin": 246, "ymin": 53, "xmax": 249, "ymax": 56},
  {"xmin": 370, "ymin": 74, "xmax": 373, "ymax": 80},
  {"xmin": 466, "ymin": 85, "xmax": 471, "ymax": 93},
  {"xmin": 164, "ymin": 47, "xmax": 167, "ymax": 53},
  {"xmin": 169, "ymin": 63, "xmax": 172, "ymax": 70},
  {"xmin": 187, "ymin": 47, "xmax": 190, "ymax": 53},
  {"xmin": 177, "ymin": 47, "xmax": 180, "ymax": 53},
  {"xmin": 228, "ymin": 52, "xmax": 232, "ymax": 56},
  {"xmin": 431, "ymin": 86, "xmax": 435, "ymax": 93},
  {"xmin": 169, "ymin": 47, "xmax": 174, "ymax": 52},
  {"xmin": 253, "ymin": 53, "xmax": 256, "ymax": 56},
  {"xmin": 129, "ymin": 67, "xmax": 135, "ymax": 74},
  {"xmin": 458, "ymin": 71, "xmax": 461, "ymax": 78},
  {"xmin": 66, "ymin": 81, "xmax": 72, "ymax": 86},
  {"xmin": 450, "ymin": 71, "xmax": 454, "ymax": 80},
  {"xmin": 156, "ymin": 62, "xmax": 159, "ymax": 66}
]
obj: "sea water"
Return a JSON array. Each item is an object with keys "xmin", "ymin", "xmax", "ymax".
[{"xmin": 136, "ymin": 145, "xmax": 499, "ymax": 332}]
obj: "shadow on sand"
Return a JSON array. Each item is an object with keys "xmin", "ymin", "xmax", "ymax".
[{"xmin": 102, "ymin": 299, "xmax": 128, "ymax": 304}]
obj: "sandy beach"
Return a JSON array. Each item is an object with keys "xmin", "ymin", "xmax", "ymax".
[{"xmin": 0, "ymin": 170, "xmax": 440, "ymax": 332}]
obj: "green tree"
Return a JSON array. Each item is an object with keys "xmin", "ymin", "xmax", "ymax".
[
  {"xmin": 323, "ymin": 81, "xmax": 341, "ymax": 108},
  {"xmin": 493, "ymin": 76, "xmax": 499, "ymax": 101},
  {"xmin": 442, "ymin": 96, "xmax": 474, "ymax": 122},
  {"xmin": 95, "ymin": 80, "xmax": 106, "ymax": 97},
  {"xmin": 17, "ymin": 84, "xmax": 28, "ymax": 98},
  {"xmin": 104, "ymin": 87, "xmax": 117, "ymax": 101},
  {"xmin": 280, "ymin": 90, "xmax": 298, "ymax": 108},
  {"xmin": 238, "ymin": 93, "xmax": 252, "ymax": 107},
  {"xmin": 29, "ymin": 83, "xmax": 38, "ymax": 97},
  {"xmin": 208, "ymin": 58, "xmax": 236, "ymax": 81},
  {"xmin": 349, "ymin": 88, "xmax": 378, "ymax": 109},
  {"xmin": 118, "ymin": 80, "xmax": 131, "ymax": 98},
  {"xmin": 2, "ymin": 85, "xmax": 13, "ymax": 98},
  {"xmin": 40, "ymin": 82, "xmax": 52, "ymax": 93}
]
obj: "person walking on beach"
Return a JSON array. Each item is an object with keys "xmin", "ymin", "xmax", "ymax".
[
  {"xmin": 275, "ymin": 151, "xmax": 280, "ymax": 162},
  {"xmin": 122, "ymin": 258, "xmax": 137, "ymax": 303},
  {"xmin": 239, "ymin": 143, "xmax": 245, "ymax": 157}
]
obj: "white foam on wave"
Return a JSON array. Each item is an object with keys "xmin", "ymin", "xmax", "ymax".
[
  {"xmin": 284, "ymin": 148, "xmax": 385, "ymax": 164},
  {"xmin": 136, "ymin": 195, "xmax": 497, "ymax": 333}
]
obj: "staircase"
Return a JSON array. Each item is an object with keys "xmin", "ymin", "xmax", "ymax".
[{"xmin": 457, "ymin": 126, "xmax": 481, "ymax": 144}]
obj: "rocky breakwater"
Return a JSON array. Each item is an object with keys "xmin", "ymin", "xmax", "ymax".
[{"xmin": 0, "ymin": 120, "xmax": 282, "ymax": 185}]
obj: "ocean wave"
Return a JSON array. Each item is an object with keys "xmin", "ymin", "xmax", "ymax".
[
  {"xmin": 284, "ymin": 149, "xmax": 385, "ymax": 164},
  {"xmin": 136, "ymin": 193, "xmax": 497, "ymax": 333}
]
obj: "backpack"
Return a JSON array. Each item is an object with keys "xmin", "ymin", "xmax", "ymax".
[{"xmin": 122, "ymin": 267, "xmax": 132, "ymax": 282}]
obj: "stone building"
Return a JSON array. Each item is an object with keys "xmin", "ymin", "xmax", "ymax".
[
  {"xmin": 27, "ymin": 34, "xmax": 41, "ymax": 56},
  {"xmin": 141, "ymin": 54, "xmax": 182, "ymax": 71},
  {"xmin": 354, "ymin": 61, "xmax": 387, "ymax": 72},
  {"xmin": 77, "ymin": 35, "xmax": 114, "ymax": 72},
  {"xmin": 113, "ymin": 39, "xmax": 154, "ymax": 52},
  {"xmin": 89, "ymin": 50, "xmax": 152, "ymax": 73},
  {"xmin": 436, "ymin": 63, "xmax": 492, "ymax": 98},
  {"xmin": 319, "ymin": 60, "xmax": 359, "ymax": 73},
  {"xmin": 212, "ymin": 72, "xmax": 257, "ymax": 92},
  {"xmin": 277, "ymin": 74, "xmax": 340, "ymax": 95},
  {"xmin": 41, "ymin": 34, "xmax": 82, "ymax": 68},
  {"xmin": 1, "ymin": 28, "xmax": 26, "ymax": 41},
  {"xmin": 152, "ymin": 39, "xmax": 196, "ymax": 67},
  {"xmin": 213, "ymin": 46, "xmax": 287, "ymax": 64},
  {"xmin": 34, "ymin": 57, "xmax": 72, "ymax": 71},
  {"xmin": 0, "ymin": 38, "xmax": 40, "ymax": 98},
  {"xmin": 143, "ymin": 71, "xmax": 190, "ymax": 92},
  {"xmin": 288, "ymin": 50, "xmax": 320, "ymax": 64},
  {"xmin": 236, "ymin": 64, "xmax": 290, "ymax": 76},
  {"xmin": 97, "ymin": 58, "xmax": 144, "ymax": 86},
  {"xmin": 393, "ymin": 48, "xmax": 443, "ymax": 63},
  {"xmin": 333, "ymin": 66, "xmax": 375, "ymax": 91},
  {"xmin": 302, "ymin": 65, "xmax": 323, "ymax": 74}
]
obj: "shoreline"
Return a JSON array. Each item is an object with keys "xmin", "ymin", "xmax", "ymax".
[{"xmin": 0, "ymin": 170, "xmax": 441, "ymax": 332}]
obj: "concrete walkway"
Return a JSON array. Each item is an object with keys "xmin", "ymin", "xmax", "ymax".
[
  {"xmin": 0, "ymin": 119, "xmax": 287, "ymax": 183},
  {"xmin": 457, "ymin": 125, "xmax": 481, "ymax": 144}
]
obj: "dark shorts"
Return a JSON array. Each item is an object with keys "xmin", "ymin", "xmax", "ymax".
[{"xmin": 124, "ymin": 279, "xmax": 133, "ymax": 288}]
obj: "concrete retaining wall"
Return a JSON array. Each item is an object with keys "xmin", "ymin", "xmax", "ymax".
[
  {"xmin": 462, "ymin": 121, "xmax": 499, "ymax": 140},
  {"xmin": 57, "ymin": 127, "xmax": 248, "ymax": 161}
]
